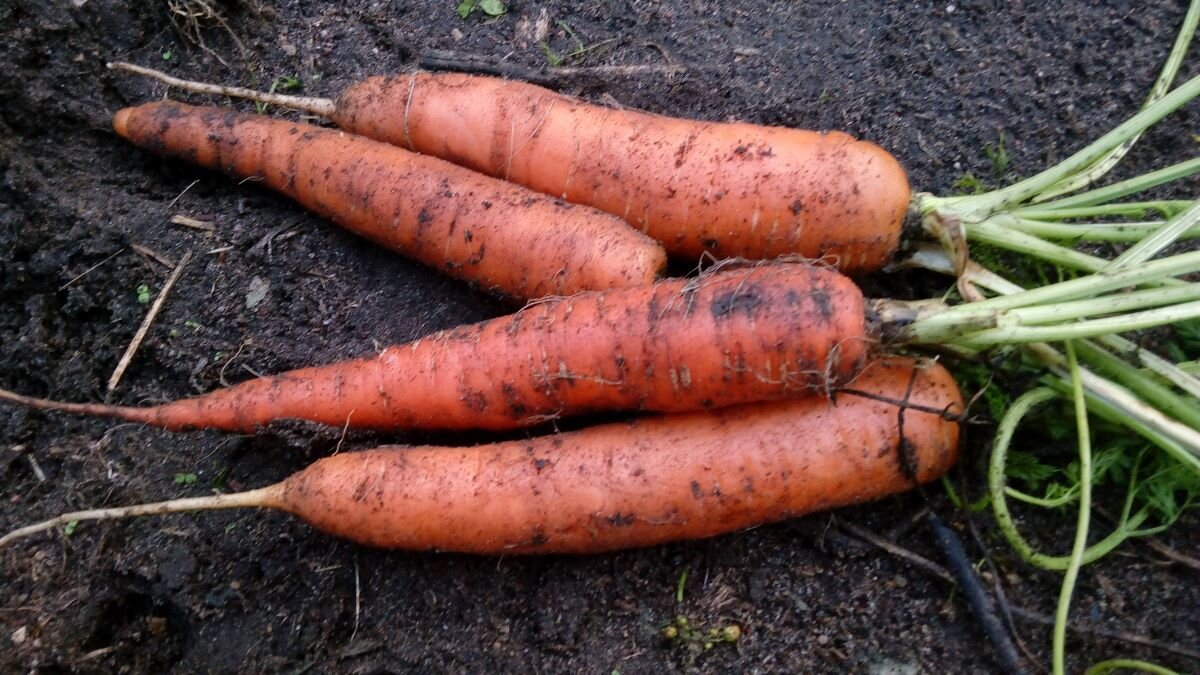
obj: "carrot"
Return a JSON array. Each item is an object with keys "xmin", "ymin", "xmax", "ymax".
[
  {"xmin": 0, "ymin": 358, "xmax": 962, "ymax": 554},
  {"xmin": 112, "ymin": 101, "xmax": 667, "ymax": 300},
  {"xmin": 109, "ymin": 64, "xmax": 910, "ymax": 274},
  {"xmin": 0, "ymin": 263, "xmax": 868, "ymax": 433}
]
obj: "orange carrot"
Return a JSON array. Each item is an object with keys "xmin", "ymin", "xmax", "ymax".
[
  {"xmin": 0, "ymin": 263, "xmax": 868, "ymax": 433},
  {"xmin": 109, "ymin": 64, "xmax": 911, "ymax": 273},
  {"xmin": 0, "ymin": 359, "xmax": 962, "ymax": 554},
  {"xmin": 112, "ymin": 101, "xmax": 667, "ymax": 300}
]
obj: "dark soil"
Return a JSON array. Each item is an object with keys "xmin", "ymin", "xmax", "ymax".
[{"xmin": 2, "ymin": 1, "xmax": 1198, "ymax": 672}]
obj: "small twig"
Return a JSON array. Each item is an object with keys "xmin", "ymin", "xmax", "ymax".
[
  {"xmin": 1008, "ymin": 606, "xmax": 1200, "ymax": 662},
  {"xmin": 1094, "ymin": 506, "xmax": 1200, "ymax": 572},
  {"xmin": 130, "ymin": 243, "xmax": 176, "ymax": 269},
  {"xmin": 166, "ymin": 179, "xmax": 200, "ymax": 210},
  {"xmin": 836, "ymin": 519, "xmax": 954, "ymax": 584},
  {"xmin": 1138, "ymin": 535, "xmax": 1200, "ymax": 572},
  {"xmin": 927, "ymin": 512, "xmax": 1028, "ymax": 674},
  {"xmin": 107, "ymin": 251, "xmax": 193, "ymax": 393},
  {"xmin": 170, "ymin": 214, "xmax": 215, "ymax": 232},
  {"xmin": 956, "ymin": 466, "xmax": 1043, "ymax": 671},
  {"xmin": 351, "ymin": 554, "xmax": 362, "ymax": 642},
  {"xmin": 416, "ymin": 49, "xmax": 687, "ymax": 87},
  {"xmin": 26, "ymin": 455, "xmax": 47, "ymax": 483},
  {"xmin": 58, "ymin": 249, "xmax": 126, "ymax": 292},
  {"xmin": 884, "ymin": 506, "xmax": 929, "ymax": 542}
]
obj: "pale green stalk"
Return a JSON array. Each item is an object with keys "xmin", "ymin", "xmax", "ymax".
[
  {"xmin": 1085, "ymin": 659, "xmax": 1180, "ymax": 675},
  {"xmin": 1035, "ymin": 0, "xmax": 1200, "ymax": 201},
  {"xmin": 953, "ymin": 300, "xmax": 1200, "ymax": 347},
  {"xmin": 1035, "ymin": 157, "xmax": 1200, "ymax": 209},
  {"xmin": 942, "ymin": 73, "xmax": 1200, "ymax": 217},
  {"xmin": 1052, "ymin": 342, "xmax": 1091, "ymax": 675},
  {"xmin": 1107, "ymin": 200, "xmax": 1200, "ymax": 270},
  {"xmin": 1004, "ymin": 219, "xmax": 1192, "ymax": 243},
  {"xmin": 1014, "ymin": 200, "xmax": 1193, "ymax": 221}
]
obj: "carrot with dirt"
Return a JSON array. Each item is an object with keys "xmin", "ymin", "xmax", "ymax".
[
  {"xmin": 0, "ymin": 263, "xmax": 871, "ymax": 433},
  {"xmin": 111, "ymin": 101, "xmax": 667, "ymax": 300},
  {"xmin": 4, "ymin": 244, "xmax": 1199, "ymax": 436},
  {"xmin": 108, "ymin": 63, "xmax": 910, "ymax": 274},
  {"xmin": 0, "ymin": 358, "xmax": 963, "ymax": 553}
]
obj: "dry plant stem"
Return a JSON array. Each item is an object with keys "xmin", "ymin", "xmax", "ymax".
[
  {"xmin": 0, "ymin": 488, "xmax": 277, "ymax": 547},
  {"xmin": 1007, "ymin": 608, "xmax": 1200, "ymax": 663},
  {"xmin": 831, "ymin": 513, "xmax": 1200, "ymax": 664},
  {"xmin": 417, "ymin": 49, "xmax": 687, "ymax": 84},
  {"xmin": 928, "ymin": 512, "xmax": 1028, "ymax": 674},
  {"xmin": 956, "ymin": 487, "xmax": 1043, "ymax": 672},
  {"xmin": 836, "ymin": 519, "xmax": 955, "ymax": 584},
  {"xmin": 1032, "ymin": 0, "xmax": 1200, "ymax": 201},
  {"xmin": 107, "ymin": 62, "xmax": 336, "ymax": 117},
  {"xmin": 108, "ymin": 250, "xmax": 192, "ymax": 392},
  {"xmin": 839, "ymin": 517, "xmax": 1200, "ymax": 664}
]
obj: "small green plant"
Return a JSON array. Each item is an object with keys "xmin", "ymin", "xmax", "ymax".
[
  {"xmin": 951, "ymin": 172, "xmax": 987, "ymax": 195},
  {"xmin": 136, "ymin": 284, "xmax": 152, "ymax": 304},
  {"xmin": 660, "ymin": 615, "xmax": 741, "ymax": 653},
  {"xmin": 1165, "ymin": 317, "xmax": 1200, "ymax": 361},
  {"xmin": 675, "ymin": 568, "xmax": 688, "ymax": 603},
  {"xmin": 173, "ymin": 472, "xmax": 199, "ymax": 485},
  {"xmin": 457, "ymin": 0, "xmax": 506, "ymax": 19},
  {"xmin": 256, "ymin": 75, "xmax": 302, "ymax": 114},
  {"xmin": 984, "ymin": 131, "xmax": 1011, "ymax": 178},
  {"xmin": 210, "ymin": 467, "xmax": 230, "ymax": 493},
  {"xmin": 63, "ymin": 520, "xmax": 78, "ymax": 536},
  {"xmin": 162, "ymin": 50, "xmax": 173, "ymax": 61},
  {"xmin": 539, "ymin": 21, "xmax": 613, "ymax": 66}
]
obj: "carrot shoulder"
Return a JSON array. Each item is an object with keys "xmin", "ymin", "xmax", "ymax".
[
  {"xmin": 0, "ymin": 263, "xmax": 869, "ymax": 432},
  {"xmin": 112, "ymin": 101, "xmax": 667, "ymax": 300},
  {"xmin": 333, "ymin": 73, "xmax": 911, "ymax": 272}
]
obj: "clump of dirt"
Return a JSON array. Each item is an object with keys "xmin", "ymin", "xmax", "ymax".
[{"xmin": 1, "ymin": 1, "xmax": 1197, "ymax": 672}]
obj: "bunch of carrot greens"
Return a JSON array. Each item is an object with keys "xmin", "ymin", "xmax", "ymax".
[
  {"xmin": 3, "ymin": 4, "xmax": 1200, "ymax": 673},
  {"xmin": 893, "ymin": 4, "xmax": 1200, "ymax": 672}
]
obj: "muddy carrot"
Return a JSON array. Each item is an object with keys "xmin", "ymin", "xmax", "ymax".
[
  {"xmin": 113, "ymin": 101, "xmax": 667, "ymax": 300},
  {"xmin": 0, "ymin": 263, "xmax": 869, "ymax": 433},
  {"xmin": 0, "ymin": 359, "xmax": 962, "ymax": 554},
  {"xmin": 109, "ymin": 63, "xmax": 910, "ymax": 273}
]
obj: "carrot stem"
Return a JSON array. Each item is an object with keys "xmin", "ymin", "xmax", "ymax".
[
  {"xmin": 898, "ymin": 246, "xmax": 1200, "ymax": 468},
  {"xmin": 962, "ymin": 73, "xmax": 1200, "ymax": 216},
  {"xmin": 1034, "ymin": 0, "xmax": 1200, "ymax": 202},
  {"xmin": 1004, "ymin": 219, "xmax": 1184, "ymax": 243},
  {"xmin": 1106, "ymin": 200, "xmax": 1200, "ymax": 270},
  {"xmin": 1013, "ymin": 201, "xmax": 1193, "ymax": 221},
  {"xmin": 1052, "ymin": 341, "xmax": 1091, "ymax": 675},
  {"xmin": 955, "ymin": 300, "xmax": 1200, "ymax": 347},
  {"xmin": 1028, "ymin": 157, "xmax": 1200, "ymax": 211}
]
